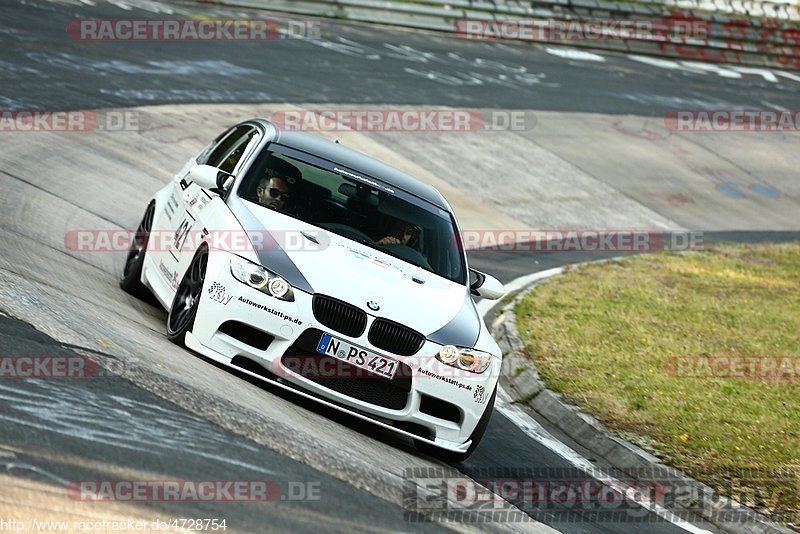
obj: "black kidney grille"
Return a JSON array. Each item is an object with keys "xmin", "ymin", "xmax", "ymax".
[
  {"xmin": 369, "ymin": 319, "xmax": 425, "ymax": 356},
  {"xmin": 312, "ymin": 295, "xmax": 367, "ymax": 337}
]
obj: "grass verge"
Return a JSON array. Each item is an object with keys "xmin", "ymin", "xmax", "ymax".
[{"xmin": 515, "ymin": 243, "xmax": 799, "ymax": 524}]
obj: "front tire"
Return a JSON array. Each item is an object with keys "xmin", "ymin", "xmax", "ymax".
[
  {"xmin": 166, "ymin": 247, "xmax": 208, "ymax": 347},
  {"xmin": 120, "ymin": 202, "xmax": 155, "ymax": 299},
  {"xmin": 415, "ymin": 385, "xmax": 497, "ymax": 463}
]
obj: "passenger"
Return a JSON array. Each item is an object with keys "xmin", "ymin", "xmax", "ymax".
[{"xmin": 376, "ymin": 221, "xmax": 416, "ymax": 246}]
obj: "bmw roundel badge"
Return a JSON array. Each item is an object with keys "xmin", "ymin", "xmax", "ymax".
[{"xmin": 367, "ymin": 301, "xmax": 380, "ymax": 311}]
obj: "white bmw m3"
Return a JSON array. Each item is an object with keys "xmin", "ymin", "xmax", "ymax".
[{"xmin": 121, "ymin": 119, "xmax": 506, "ymax": 461}]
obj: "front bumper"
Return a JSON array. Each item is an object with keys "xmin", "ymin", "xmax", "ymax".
[{"xmin": 189, "ymin": 250, "xmax": 500, "ymax": 452}]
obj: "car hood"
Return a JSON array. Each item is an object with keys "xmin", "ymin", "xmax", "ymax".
[{"xmin": 241, "ymin": 202, "xmax": 473, "ymax": 337}]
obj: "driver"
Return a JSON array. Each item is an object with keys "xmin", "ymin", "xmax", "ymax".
[
  {"xmin": 256, "ymin": 157, "xmax": 301, "ymax": 211},
  {"xmin": 256, "ymin": 173, "xmax": 291, "ymax": 211}
]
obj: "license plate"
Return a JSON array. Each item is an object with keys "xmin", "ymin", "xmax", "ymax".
[{"xmin": 316, "ymin": 333, "xmax": 398, "ymax": 380}]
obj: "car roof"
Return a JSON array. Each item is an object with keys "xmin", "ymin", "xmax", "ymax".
[{"xmin": 250, "ymin": 119, "xmax": 450, "ymax": 211}]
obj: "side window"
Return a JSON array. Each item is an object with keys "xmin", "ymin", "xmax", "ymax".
[
  {"xmin": 196, "ymin": 127, "xmax": 235, "ymax": 165},
  {"xmin": 204, "ymin": 125, "xmax": 254, "ymax": 170},
  {"xmin": 218, "ymin": 129, "xmax": 258, "ymax": 174}
]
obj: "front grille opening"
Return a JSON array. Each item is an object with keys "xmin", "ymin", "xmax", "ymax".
[
  {"xmin": 312, "ymin": 295, "xmax": 367, "ymax": 337},
  {"xmin": 281, "ymin": 353, "xmax": 411, "ymax": 410},
  {"xmin": 219, "ymin": 321, "xmax": 274, "ymax": 351},
  {"xmin": 368, "ymin": 318, "xmax": 424, "ymax": 356},
  {"xmin": 420, "ymin": 395, "xmax": 462, "ymax": 424}
]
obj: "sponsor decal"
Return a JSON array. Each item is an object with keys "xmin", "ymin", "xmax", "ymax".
[
  {"xmin": 165, "ymin": 191, "xmax": 180, "ymax": 221},
  {"xmin": 207, "ymin": 282, "xmax": 233, "ymax": 305},
  {"xmin": 188, "ymin": 190, "xmax": 212, "ymax": 211},
  {"xmin": 238, "ymin": 296, "xmax": 302, "ymax": 325},
  {"xmin": 341, "ymin": 246, "xmax": 405, "ymax": 274},
  {"xmin": 333, "ymin": 167, "xmax": 395, "ymax": 194},
  {"xmin": 473, "ymin": 384, "xmax": 487, "ymax": 404},
  {"xmin": 370, "ymin": 258, "xmax": 391, "ymax": 269},
  {"xmin": 418, "ymin": 367, "xmax": 473, "ymax": 391},
  {"xmin": 158, "ymin": 261, "xmax": 179, "ymax": 289},
  {"xmin": 343, "ymin": 246, "xmax": 372, "ymax": 260},
  {"xmin": 173, "ymin": 215, "xmax": 194, "ymax": 253}
]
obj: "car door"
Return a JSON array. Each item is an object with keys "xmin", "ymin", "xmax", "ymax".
[{"xmin": 155, "ymin": 125, "xmax": 261, "ymax": 293}]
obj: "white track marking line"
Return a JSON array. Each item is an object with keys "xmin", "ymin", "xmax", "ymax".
[
  {"xmin": 481, "ymin": 270, "xmax": 712, "ymax": 533},
  {"xmin": 476, "ymin": 267, "xmax": 564, "ymax": 317},
  {"xmin": 495, "ymin": 389, "xmax": 711, "ymax": 534},
  {"xmin": 762, "ymin": 101, "xmax": 790, "ymax": 111}
]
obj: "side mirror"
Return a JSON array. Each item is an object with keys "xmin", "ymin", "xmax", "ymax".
[
  {"xmin": 189, "ymin": 164, "xmax": 233, "ymax": 193},
  {"xmin": 469, "ymin": 269, "xmax": 505, "ymax": 300}
]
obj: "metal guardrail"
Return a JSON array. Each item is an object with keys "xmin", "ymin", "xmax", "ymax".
[{"xmin": 213, "ymin": 0, "xmax": 800, "ymax": 69}]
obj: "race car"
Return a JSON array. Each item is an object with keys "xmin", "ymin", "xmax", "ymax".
[{"xmin": 121, "ymin": 119, "xmax": 506, "ymax": 461}]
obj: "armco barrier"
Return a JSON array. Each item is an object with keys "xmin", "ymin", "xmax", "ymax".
[{"xmin": 213, "ymin": 0, "xmax": 800, "ymax": 69}]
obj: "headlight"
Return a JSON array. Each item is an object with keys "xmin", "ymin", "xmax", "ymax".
[
  {"xmin": 268, "ymin": 277, "xmax": 290, "ymax": 299},
  {"xmin": 230, "ymin": 257, "xmax": 294, "ymax": 302},
  {"xmin": 436, "ymin": 345, "xmax": 493, "ymax": 374}
]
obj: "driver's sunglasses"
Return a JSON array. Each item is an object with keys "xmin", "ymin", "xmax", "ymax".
[{"xmin": 268, "ymin": 188, "xmax": 290, "ymax": 200}]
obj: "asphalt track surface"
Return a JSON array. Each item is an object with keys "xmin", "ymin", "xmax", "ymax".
[
  {"xmin": 0, "ymin": 315, "xmax": 447, "ymax": 533},
  {"xmin": 1, "ymin": 1, "xmax": 799, "ymax": 533},
  {"xmin": 2, "ymin": 0, "xmax": 799, "ymax": 114}
]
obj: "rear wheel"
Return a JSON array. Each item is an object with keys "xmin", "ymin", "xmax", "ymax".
[
  {"xmin": 415, "ymin": 385, "xmax": 497, "ymax": 463},
  {"xmin": 167, "ymin": 247, "xmax": 208, "ymax": 347},
  {"xmin": 120, "ymin": 202, "xmax": 155, "ymax": 299}
]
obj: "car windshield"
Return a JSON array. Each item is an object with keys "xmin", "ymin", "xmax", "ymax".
[{"xmin": 238, "ymin": 147, "xmax": 466, "ymax": 284}]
